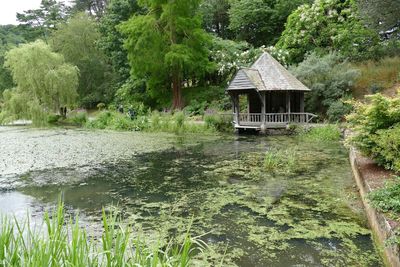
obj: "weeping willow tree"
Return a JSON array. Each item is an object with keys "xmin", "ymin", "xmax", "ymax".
[{"xmin": 1, "ymin": 40, "xmax": 79, "ymax": 126}]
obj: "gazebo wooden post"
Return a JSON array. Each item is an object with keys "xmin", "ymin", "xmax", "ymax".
[
  {"xmin": 233, "ymin": 93, "xmax": 240, "ymax": 126},
  {"xmin": 260, "ymin": 91, "xmax": 266, "ymax": 133},
  {"xmin": 286, "ymin": 91, "xmax": 291, "ymax": 123},
  {"xmin": 300, "ymin": 92, "xmax": 305, "ymax": 113}
]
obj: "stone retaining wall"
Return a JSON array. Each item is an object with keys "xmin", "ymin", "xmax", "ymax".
[{"xmin": 349, "ymin": 148, "xmax": 400, "ymax": 267}]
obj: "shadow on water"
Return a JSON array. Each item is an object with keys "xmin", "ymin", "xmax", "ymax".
[{"xmin": 0, "ymin": 134, "xmax": 383, "ymax": 266}]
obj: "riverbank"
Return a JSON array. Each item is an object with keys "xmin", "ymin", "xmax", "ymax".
[{"xmin": 350, "ymin": 148, "xmax": 400, "ymax": 267}]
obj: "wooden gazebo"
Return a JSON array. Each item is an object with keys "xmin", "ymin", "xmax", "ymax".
[{"xmin": 227, "ymin": 52, "xmax": 316, "ymax": 130}]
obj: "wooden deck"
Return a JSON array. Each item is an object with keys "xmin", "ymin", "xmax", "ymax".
[{"xmin": 230, "ymin": 113, "xmax": 317, "ymax": 129}]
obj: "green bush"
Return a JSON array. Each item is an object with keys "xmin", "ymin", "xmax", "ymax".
[
  {"xmin": 371, "ymin": 124, "xmax": 400, "ymax": 171},
  {"xmin": 67, "ymin": 111, "xmax": 88, "ymax": 126},
  {"xmin": 290, "ymin": 52, "xmax": 359, "ymax": 121},
  {"xmin": 347, "ymin": 94, "xmax": 400, "ymax": 154},
  {"xmin": 347, "ymin": 93, "xmax": 400, "ymax": 172},
  {"xmin": 204, "ymin": 114, "xmax": 233, "ymax": 132},
  {"xmin": 47, "ymin": 114, "xmax": 62, "ymax": 124},
  {"xmin": 368, "ymin": 177, "xmax": 400, "ymax": 215},
  {"xmin": 300, "ymin": 125, "xmax": 341, "ymax": 142},
  {"xmin": 326, "ymin": 99, "xmax": 353, "ymax": 122},
  {"xmin": 184, "ymin": 99, "xmax": 208, "ymax": 116},
  {"xmin": 86, "ymin": 110, "xmax": 139, "ymax": 131}
]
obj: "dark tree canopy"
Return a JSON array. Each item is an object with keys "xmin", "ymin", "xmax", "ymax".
[
  {"xmin": 0, "ymin": 25, "xmax": 27, "ymax": 94},
  {"xmin": 16, "ymin": 0, "xmax": 69, "ymax": 41},
  {"xmin": 98, "ymin": 0, "xmax": 142, "ymax": 84},
  {"xmin": 358, "ymin": 0, "xmax": 400, "ymax": 40},
  {"xmin": 228, "ymin": 0, "xmax": 312, "ymax": 47},
  {"xmin": 71, "ymin": 0, "xmax": 110, "ymax": 18},
  {"xmin": 120, "ymin": 0, "xmax": 214, "ymax": 109},
  {"xmin": 200, "ymin": 0, "xmax": 232, "ymax": 39}
]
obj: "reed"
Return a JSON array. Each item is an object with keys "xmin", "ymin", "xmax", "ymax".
[{"xmin": 0, "ymin": 202, "xmax": 203, "ymax": 267}]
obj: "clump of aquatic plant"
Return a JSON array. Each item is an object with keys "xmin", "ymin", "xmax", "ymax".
[
  {"xmin": 368, "ymin": 177, "xmax": 400, "ymax": 216},
  {"xmin": 0, "ymin": 202, "xmax": 205, "ymax": 266},
  {"xmin": 299, "ymin": 124, "xmax": 341, "ymax": 142},
  {"xmin": 264, "ymin": 147, "xmax": 298, "ymax": 173}
]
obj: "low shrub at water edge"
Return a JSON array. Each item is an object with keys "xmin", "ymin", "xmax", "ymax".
[
  {"xmin": 299, "ymin": 125, "xmax": 341, "ymax": 142},
  {"xmin": 0, "ymin": 202, "xmax": 205, "ymax": 266},
  {"xmin": 368, "ymin": 177, "xmax": 400, "ymax": 216},
  {"xmin": 347, "ymin": 93, "xmax": 400, "ymax": 173},
  {"xmin": 66, "ymin": 111, "xmax": 88, "ymax": 126},
  {"xmin": 371, "ymin": 124, "xmax": 400, "ymax": 171},
  {"xmin": 85, "ymin": 110, "xmax": 140, "ymax": 131},
  {"xmin": 85, "ymin": 110, "xmax": 233, "ymax": 134},
  {"xmin": 204, "ymin": 114, "xmax": 233, "ymax": 133}
]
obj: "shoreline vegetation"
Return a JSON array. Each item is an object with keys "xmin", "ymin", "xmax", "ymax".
[{"xmin": 0, "ymin": 201, "xmax": 207, "ymax": 267}]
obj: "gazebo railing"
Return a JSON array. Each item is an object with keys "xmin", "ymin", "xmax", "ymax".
[
  {"xmin": 236, "ymin": 113, "xmax": 317, "ymax": 125},
  {"xmin": 238, "ymin": 113, "xmax": 263, "ymax": 124}
]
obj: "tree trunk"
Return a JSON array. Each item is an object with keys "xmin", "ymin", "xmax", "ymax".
[{"xmin": 172, "ymin": 72, "xmax": 183, "ymax": 110}]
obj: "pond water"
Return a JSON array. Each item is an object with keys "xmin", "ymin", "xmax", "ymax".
[{"xmin": 0, "ymin": 127, "xmax": 383, "ymax": 266}]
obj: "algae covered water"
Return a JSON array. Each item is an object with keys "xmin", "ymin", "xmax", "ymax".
[{"xmin": 0, "ymin": 127, "xmax": 382, "ymax": 266}]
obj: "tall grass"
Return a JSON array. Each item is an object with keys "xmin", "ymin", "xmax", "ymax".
[
  {"xmin": 264, "ymin": 147, "xmax": 298, "ymax": 173},
  {"xmin": 352, "ymin": 56, "xmax": 400, "ymax": 98},
  {"xmin": 0, "ymin": 202, "xmax": 205, "ymax": 266}
]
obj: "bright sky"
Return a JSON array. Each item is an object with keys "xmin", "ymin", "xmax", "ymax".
[
  {"xmin": 0, "ymin": 0, "xmax": 71, "ymax": 25},
  {"xmin": 0, "ymin": 0, "xmax": 42, "ymax": 25}
]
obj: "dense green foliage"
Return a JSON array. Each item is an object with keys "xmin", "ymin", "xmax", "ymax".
[
  {"xmin": 358, "ymin": 0, "xmax": 400, "ymax": 40},
  {"xmin": 86, "ymin": 110, "xmax": 227, "ymax": 133},
  {"xmin": 0, "ymin": 0, "xmax": 398, "ymax": 125},
  {"xmin": 16, "ymin": 0, "xmax": 69, "ymax": 41},
  {"xmin": 0, "ymin": 202, "xmax": 201, "ymax": 266},
  {"xmin": 277, "ymin": 0, "xmax": 379, "ymax": 63},
  {"xmin": 290, "ymin": 52, "xmax": 359, "ymax": 121},
  {"xmin": 347, "ymin": 93, "xmax": 400, "ymax": 172},
  {"xmin": 209, "ymin": 36, "xmax": 262, "ymax": 84},
  {"xmin": 229, "ymin": 0, "xmax": 312, "ymax": 47},
  {"xmin": 200, "ymin": 0, "xmax": 232, "ymax": 39},
  {"xmin": 1, "ymin": 41, "xmax": 78, "ymax": 125},
  {"xmin": 0, "ymin": 25, "xmax": 26, "ymax": 94},
  {"xmin": 119, "ymin": 0, "xmax": 214, "ymax": 110},
  {"xmin": 368, "ymin": 177, "xmax": 400, "ymax": 215},
  {"xmin": 71, "ymin": 0, "xmax": 109, "ymax": 18},
  {"xmin": 98, "ymin": 0, "xmax": 142, "ymax": 84},
  {"xmin": 51, "ymin": 13, "xmax": 115, "ymax": 108}
]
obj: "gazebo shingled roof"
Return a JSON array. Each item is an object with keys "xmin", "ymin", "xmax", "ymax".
[{"xmin": 227, "ymin": 52, "xmax": 310, "ymax": 92}]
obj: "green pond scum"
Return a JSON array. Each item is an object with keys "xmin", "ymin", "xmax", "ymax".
[{"xmin": 0, "ymin": 132, "xmax": 383, "ymax": 266}]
